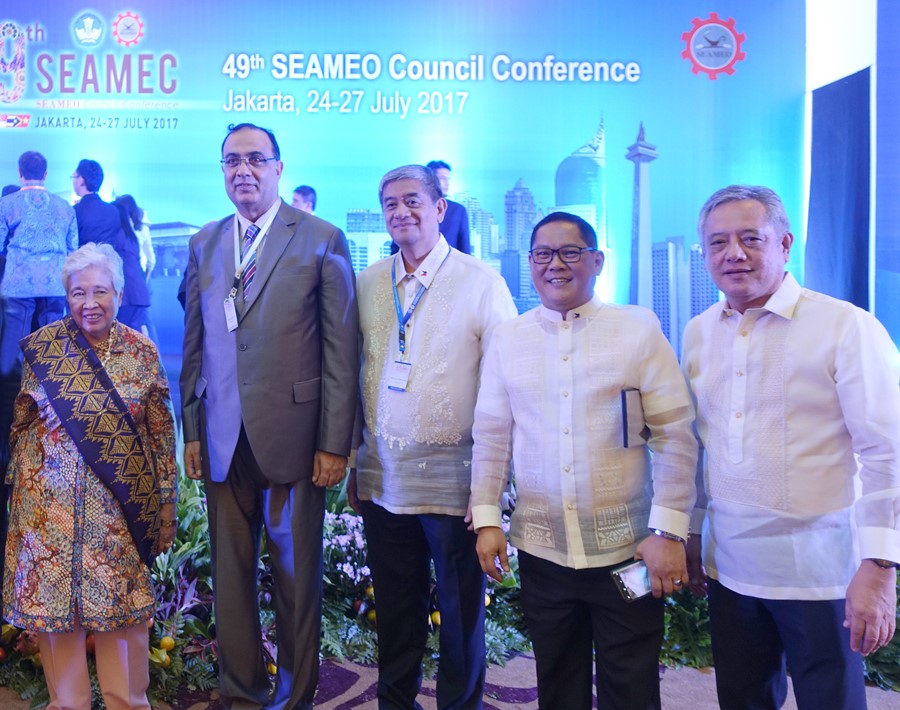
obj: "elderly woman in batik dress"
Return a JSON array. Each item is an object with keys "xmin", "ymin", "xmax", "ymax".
[{"xmin": 3, "ymin": 242, "xmax": 177, "ymax": 710}]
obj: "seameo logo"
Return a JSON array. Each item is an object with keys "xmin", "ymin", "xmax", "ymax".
[
  {"xmin": 681, "ymin": 12, "xmax": 746, "ymax": 80},
  {"xmin": 73, "ymin": 12, "xmax": 104, "ymax": 46}
]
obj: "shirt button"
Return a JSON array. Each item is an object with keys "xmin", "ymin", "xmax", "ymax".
[
  {"xmin": 736, "ymin": 370, "xmax": 744, "ymax": 377},
  {"xmin": 562, "ymin": 391, "xmax": 569, "ymax": 397},
  {"xmin": 562, "ymin": 427, "xmax": 570, "ymax": 434},
  {"xmin": 567, "ymin": 503, "xmax": 575, "ymax": 510},
  {"xmin": 561, "ymin": 323, "xmax": 570, "ymax": 330},
  {"xmin": 735, "ymin": 412, "xmax": 743, "ymax": 419},
  {"xmin": 239, "ymin": 344, "xmax": 248, "ymax": 351},
  {"xmin": 563, "ymin": 465, "xmax": 571, "ymax": 472},
  {"xmin": 562, "ymin": 355, "xmax": 569, "ymax": 361},
  {"xmin": 740, "ymin": 330, "xmax": 749, "ymax": 337}
]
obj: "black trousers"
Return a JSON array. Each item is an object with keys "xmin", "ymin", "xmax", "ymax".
[
  {"xmin": 707, "ymin": 579, "xmax": 867, "ymax": 710},
  {"xmin": 361, "ymin": 500, "xmax": 485, "ymax": 710},
  {"xmin": 518, "ymin": 551, "xmax": 664, "ymax": 710}
]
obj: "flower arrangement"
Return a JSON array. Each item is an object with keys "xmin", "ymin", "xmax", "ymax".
[{"xmin": 1, "ymin": 474, "xmax": 897, "ymax": 706}]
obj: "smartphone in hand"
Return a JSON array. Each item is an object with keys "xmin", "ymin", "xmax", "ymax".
[{"xmin": 611, "ymin": 559, "xmax": 652, "ymax": 602}]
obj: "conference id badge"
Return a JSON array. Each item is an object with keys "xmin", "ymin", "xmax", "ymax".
[
  {"xmin": 387, "ymin": 360, "xmax": 412, "ymax": 392},
  {"xmin": 224, "ymin": 296, "xmax": 238, "ymax": 332}
]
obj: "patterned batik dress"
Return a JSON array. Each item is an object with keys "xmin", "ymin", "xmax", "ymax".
[{"xmin": 3, "ymin": 324, "xmax": 177, "ymax": 632}]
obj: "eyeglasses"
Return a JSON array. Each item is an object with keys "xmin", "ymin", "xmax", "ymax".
[
  {"xmin": 529, "ymin": 246, "xmax": 597, "ymax": 264},
  {"xmin": 220, "ymin": 154, "xmax": 278, "ymax": 169}
]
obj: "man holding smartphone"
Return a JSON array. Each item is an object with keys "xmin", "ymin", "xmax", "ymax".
[{"xmin": 470, "ymin": 212, "xmax": 698, "ymax": 709}]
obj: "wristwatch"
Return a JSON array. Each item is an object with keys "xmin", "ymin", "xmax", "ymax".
[
  {"xmin": 650, "ymin": 528, "xmax": 686, "ymax": 544},
  {"xmin": 868, "ymin": 558, "xmax": 899, "ymax": 570}
]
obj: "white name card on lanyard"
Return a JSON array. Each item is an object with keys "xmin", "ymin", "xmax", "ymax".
[
  {"xmin": 387, "ymin": 248, "xmax": 450, "ymax": 392},
  {"xmin": 223, "ymin": 210, "xmax": 277, "ymax": 332}
]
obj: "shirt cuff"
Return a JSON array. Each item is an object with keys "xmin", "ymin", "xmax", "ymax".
[
  {"xmin": 857, "ymin": 526, "xmax": 900, "ymax": 564},
  {"xmin": 647, "ymin": 506, "xmax": 690, "ymax": 541},
  {"xmin": 472, "ymin": 504, "xmax": 503, "ymax": 531}
]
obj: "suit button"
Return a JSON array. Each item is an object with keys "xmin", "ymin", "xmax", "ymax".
[{"xmin": 239, "ymin": 344, "xmax": 248, "ymax": 351}]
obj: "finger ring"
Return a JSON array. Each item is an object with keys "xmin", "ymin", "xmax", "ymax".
[{"xmin": 673, "ymin": 579, "xmax": 683, "ymax": 586}]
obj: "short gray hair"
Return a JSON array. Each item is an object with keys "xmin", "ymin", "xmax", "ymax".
[
  {"xmin": 62, "ymin": 242, "xmax": 125, "ymax": 295},
  {"xmin": 378, "ymin": 164, "xmax": 443, "ymax": 205},
  {"xmin": 697, "ymin": 185, "xmax": 791, "ymax": 239}
]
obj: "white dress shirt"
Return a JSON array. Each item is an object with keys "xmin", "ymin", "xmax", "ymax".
[
  {"xmin": 356, "ymin": 236, "xmax": 517, "ymax": 516},
  {"xmin": 471, "ymin": 296, "xmax": 698, "ymax": 569},
  {"xmin": 683, "ymin": 273, "xmax": 900, "ymax": 600}
]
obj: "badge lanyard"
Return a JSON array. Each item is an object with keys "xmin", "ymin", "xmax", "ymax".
[
  {"xmin": 227, "ymin": 211, "xmax": 277, "ymax": 301},
  {"xmin": 391, "ymin": 249, "xmax": 450, "ymax": 360},
  {"xmin": 223, "ymin": 210, "xmax": 278, "ymax": 331}
]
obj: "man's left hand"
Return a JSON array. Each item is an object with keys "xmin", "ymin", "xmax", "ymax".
[
  {"xmin": 635, "ymin": 534, "xmax": 688, "ymax": 598},
  {"xmin": 312, "ymin": 450, "xmax": 349, "ymax": 488},
  {"xmin": 844, "ymin": 561, "xmax": 898, "ymax": 656}
]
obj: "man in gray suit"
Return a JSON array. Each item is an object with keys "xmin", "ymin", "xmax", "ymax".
[{"xmin": 180, "ymin": 123, "xmax": 358, "ymax": 710}]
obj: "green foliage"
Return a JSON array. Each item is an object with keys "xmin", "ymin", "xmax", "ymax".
[
  {"xmin": 661, "ymin": 590, "xmax": 713, "ymax": 668},
  {"xmin": 1, "ymin": 471, "xmax": 895, "ymax": 704}
]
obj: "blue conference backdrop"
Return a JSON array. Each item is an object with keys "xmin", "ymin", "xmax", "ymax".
[{"xmin": 4, "ymin": 1, "xmax": 869, "ymax": 409}]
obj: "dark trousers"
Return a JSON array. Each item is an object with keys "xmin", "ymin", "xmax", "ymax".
[
  {"xmin": 360, "ymin": 500, "xmax": 485, "ymax": 710},
  {"xmin": 517, "ymin": 551, "xmax": 664, "ymax": 710},
  {"xmin": 0, "ymin": 296, "xmax": 66, "ymax": 435},
  {"xmin": 707, "ymin": 579, "xmax": 867, "ymax": 710},
  {"xmin": 0, "ymin": 296, "xmax": 66, "ymax": 615},
  {"xmin": 206, "ymin": 427, "xmax": 325, "ymax": 710}
]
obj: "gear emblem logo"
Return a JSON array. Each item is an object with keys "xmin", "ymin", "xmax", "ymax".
[
  {"xmin": 681, "ymin": 13, "xmax": 746, "ymax": 80},
  {"xmin": 113, "ymin": 11, "xmax": 144, "ymax": 47}
]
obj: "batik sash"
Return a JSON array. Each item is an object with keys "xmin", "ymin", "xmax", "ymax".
[{"xmin": 20, "ymin": 316, "xmax": 161, "ymax": 568}]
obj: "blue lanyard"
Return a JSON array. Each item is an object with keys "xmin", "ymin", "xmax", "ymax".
[{"xmin": 391, "ymin": 250, "xmax": 450, "ymax": 356}]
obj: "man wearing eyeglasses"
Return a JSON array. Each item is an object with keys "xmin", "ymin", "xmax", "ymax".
[
  {"xmin": 180, "ymin": 122, "xmax": 358, "ymax": 710},
  {"xmin": 470, "ymin": 211, "xmax": 698, "ymax": 709}
]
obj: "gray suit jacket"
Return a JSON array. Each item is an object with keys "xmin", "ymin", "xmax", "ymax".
[{"xmin": 180, "ymin": 201, "xmax": 359, "ymax": 484}]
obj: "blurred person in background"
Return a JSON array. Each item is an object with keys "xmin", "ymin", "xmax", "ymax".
[{"xmin": 115, "ymin": 194, "xmax": 158, "ymax": 342}]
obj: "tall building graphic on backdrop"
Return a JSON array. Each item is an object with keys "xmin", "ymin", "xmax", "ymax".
[
  {"xmin": 555, "ymin": 119, "xmax": 607, "ymax": 245},
  {"xmin": 345, "ymin": 208, "xmax": 389, "ymax": 275},
  {"xmin": 627, "ymin": 123, "xmax": 657, "ymax": 310},
  {"xmin": 456, "ymin": 192, "xmax": 498, "ymax": 259},
  {"xmin": 504, "ymin": 179, "xmax": 539, "ymax": 252},
  {"xmin": 335, "ymin": 116, "xmax": 720, "ymax": 330},
  {"xmin": 627, "ymin": 124, "xmax": 720, "ymax": 349},
  {"xmin": 652, "ymin": 236, "xmax": 686, "ymax": 354},
  {"xmin": 554, "ymin": 118, "xmax": 611, "ymax": 298},
  {"xmin": 501, "ymin": 179, "xmax": 542, "ymax": 311},
  {"xmin": 689, "ymin": 243, "xmax": 722, "ymax": 315}
]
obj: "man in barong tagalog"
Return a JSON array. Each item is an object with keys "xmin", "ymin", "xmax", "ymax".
[{"xmin": 3, "ymin": 242, "xmax": 177, "ymax": 710}]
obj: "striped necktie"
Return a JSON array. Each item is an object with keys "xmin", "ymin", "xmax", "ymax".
[{"xmin": 241, "ymin": 223, "xmax": 260, "ymax": 294}]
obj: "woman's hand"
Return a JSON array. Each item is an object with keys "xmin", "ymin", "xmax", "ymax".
[{"xmin": 159, "ymin": 502, "xmax": 177, "ymax": 551}]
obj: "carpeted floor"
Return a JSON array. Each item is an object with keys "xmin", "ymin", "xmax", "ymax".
[{"xmin": 1, "ymin": 655, "xmax": 896, "ymax": 708}]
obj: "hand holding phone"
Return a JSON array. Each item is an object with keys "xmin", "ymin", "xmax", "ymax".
[{"xmin": 611, "ymin": 559, "xmax": 652, "ymax": 602}]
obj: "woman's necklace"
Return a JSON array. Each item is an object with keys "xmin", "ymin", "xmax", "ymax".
[{"xmin": 92, "ymin": 321, "xmax": 117, "ymax": 362}]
